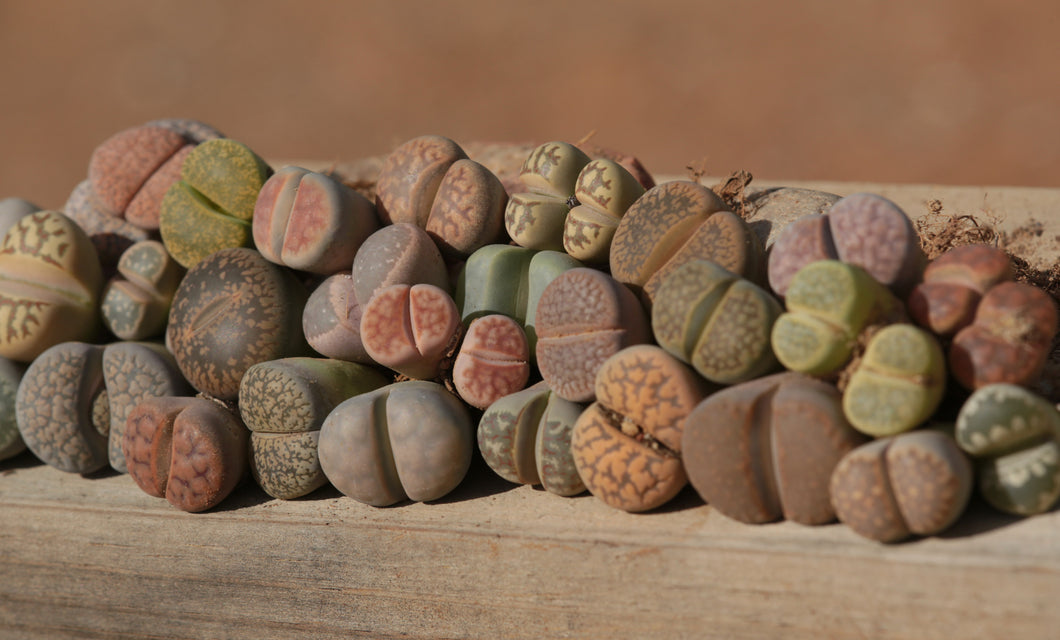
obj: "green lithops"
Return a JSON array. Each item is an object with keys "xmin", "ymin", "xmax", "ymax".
[
  {"xmin": 955, "ymin": 383, "xmax": 1060, "ymax": 516},
  {"xmin": 240, "ymin": 357, "xmax": 390, "ymax": 499},
  {"xmin": 771, "ymin": 260, "xmax": 899, "ymax": 376},
  {"xmin": 562, "ymin": 158, "xmax": 645, "ymax": 263},
  {"xmin": 477, "ymin": 381, "xmax": 586, "ymax": 496},
  {"xmin": 842, "ymin": 324, "xmax": 947, "ymax": 437},
  {"xmin": 504, "ymin": 141, "xmax": 591, "ymax": 251},
  {"xmin": 101, "ymin": 240, "xmax": 185, "ymax": 340},
  {"xmin": 159, "ymin": 138, "xmax": 272, "ymax": 268},
  {"xmin": 653, "ymin": 260, "xmax": 782, "ymax": 385},
  {"xmin": 0, "ymin": 357, "xmax": 25, "ymax": 460}
]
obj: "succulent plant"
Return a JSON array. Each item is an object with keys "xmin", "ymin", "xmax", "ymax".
[
  {"xmin": 100, "ymin": 240, "xmax": 185, "ymax": 341},
  {"xmin": 0, "ymin": 357, "xmax": 25, "ymax": 461},
  {"xmin": 360, "ymin": 283, "xmax": 461, "ymax": 380},
  {"xmin": 562, "ymin": 158, "xmax": 645, "ymax": 263},
  {"xmin": 504, "ymin": 141, "xmax": 591, "ymax": 251},
  {"xmin": 452, "ymin": 314, "xmax": 530, "ymax": 410},
  {"xmin": 907, "ymin": 243, "xmax": 1013, "ymax": 337}
]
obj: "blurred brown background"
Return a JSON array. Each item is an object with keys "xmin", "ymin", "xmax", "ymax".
[{"xmin": 3, "ymin": 0, "xmax": 1060, "ymax": 209}]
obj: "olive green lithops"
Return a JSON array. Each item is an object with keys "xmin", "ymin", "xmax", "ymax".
[
  {"xmin": 0, "ymin": 210, "xmax": 103, "ymax": 362},
  {"xmin": 239, "ymin": 357, "xmax": 389, "ymax": 499},
  {"xmin": 318, "ymin": 380, "xmax": 474, "ymax": 506},
  {"xmin": 166, "ymin": 247, "xmax": 310, "ymax": 401},
  {"xmin": 15, "ymin": 342, "xmax": 108, "ymax": 473},
  {"xmin": 771, "ymin": 260, "xmax": 900, "ymax": 377},
  {"xmin": 955, "ymin": 383, "xmax": 1060, "ymax": 516},
  {"xmin": 653, "ymin": 260, "xmax": 782, "ymax": 385},
  {"xmin": 504, "ymin": 141, "xmax": 591, "ymax": 251},
  {"xmin": 478, "ymin": 381, "xmax": 586, "ymax": 496},
  {"xmin": 842, "ymin": 324, "xmax": 947, "ymax": 437},
  {"xmin": 101, "ymin": 240, "xmax": 185, "ymax": 341},
  {"xmin": 159, "ymin": 138, "xmax": 272, "ymax": 268},
  {"xmin": 0, "ymin": 357, "xmax": 25, "ymax": 461},
  {"xmin": 562, "ymin": 158, "xmax": 645, "ymax": 263},
  {"xmin": 102, "ymin": 341, "xmax": 191, "ymax": 473}
]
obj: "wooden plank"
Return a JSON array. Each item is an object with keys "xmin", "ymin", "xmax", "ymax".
[{"xmin": 1, "ymin": 180, "xmax": 1059, "ymax": 639}]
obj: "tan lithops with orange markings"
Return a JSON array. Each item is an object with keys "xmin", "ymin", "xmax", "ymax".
[
  {"xmin": 360, "ymin": 283, "xmax": 461, "ymax": 380},
  {"xmin": 907, "ymin": 244, "xmax": 1013, "ymax": 337},
  {"xmin": 376, "ymin": 135, "xmax": 467, "ymax": 227},
  {"xmin": 562, "ymin": 158, "xmax": 645, "ymax": 263},
  {"xmin": 609, "ymin": 180, "xmax": 763, "ymax": 309},
  {"xmin": 123, "ymin": 395, "xmax": 248, "ymax": 513},
  {"xmin": 829, "ymin": 430, "xmax": 973, "ymax": 543},
  {"xmin": 452, "ymin": 314, "xmax": 530, "ymax": 410},
  {"xmin": 534, "ymin": 268, "xmax": 651, "ymax": 403},
  {"xmin": 0, "ymin": 210, "xmax": 103, "ymax": 362},
  {"xmin": 572, "ymin": 345, "xmax": 708, "ymax": 512}
]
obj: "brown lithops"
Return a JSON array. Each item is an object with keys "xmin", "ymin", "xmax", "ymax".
[
  {"xmin": 682, "ymin": 372, "xmax": 867, "ymax": 525},
  {"xmin": 15, "ymin": 342, "xmax": 108, "ymax": 474},
  {"xmin": 64, "ymin": 179, "xmax": 151, "ymax": 275},
  {"xmin": 609, "ymin": 180, "xmax": 764, "ymax": 309},
  {"xmin": 830, "ymin": 430, "xmax": 973, "ymax": 543},
  {"xmin": 571, "ymin": 345, "xmax": 708, "ymax": 512},
  {"xmin": 0, "ymin": 210, "xmax": 103, "ymax": 362},
  {"xmin": 0, "ymin": 357, "xmax": 25, "ymax": 461},
  {"xmin": 534, "ymin": 268, "xmax": 651, "ymax": 403},
  {"xmin": 351, "ymin": 223, "xmax": 451, "ymax": 305},
  {"xmin": 907, "ymin": 244, "xmax": 1014, "ymax": 337},
  {"xmin": 166, "ymin": 247, "xmax": 310, "ymax": 401},
  {"xmin": 123, "ymin": 395, "xmax": 248, "ymax": 512}
]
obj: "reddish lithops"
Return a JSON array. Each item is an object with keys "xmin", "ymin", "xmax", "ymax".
[
  {"xmin": 360, "ymin": 283, "xmax": 461, "ymax": 380},
  {"xmin": 572, "ymin": 345, "xmax": 708, "ymax": 512},
  {"xmin": 452, "ymin": 314, "xmax": 530, "ymax": 410},
  {"xmin": 908, "ymin": 244, "xmax": 1014, "ymax": 337},
  {"xmin": 534, "ymin": 268, "xmax": 651, "ymax": 403},
  {"xmin": 949, "ymin": 281, "xmax": 1058, "ymax": 390},
  {"xmin": 123, "ymin": 395, "xmax": 248, "ymax": 512},
  {"xmin": 253, "ymin": 166, "xmax": 379, "ymax": 274}
]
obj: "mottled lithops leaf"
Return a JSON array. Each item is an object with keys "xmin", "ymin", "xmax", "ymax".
[
  {"xmin": 453, "ymin": 314, "xmax": 529, "ymax": 410},
  {"xmin": 360, "ymin": 283, "xmax": 461, "ymax": 380},
  {"xmin": 562, "ymin": 158, "xmax": 644, "ymax": 263},
  {"xmin": 101, "ymin": 240, "xmax": 185, "ymax": 341},
  {"xmin": 376, "ymin": 135, "xmax": 467, "ymax": 227}
]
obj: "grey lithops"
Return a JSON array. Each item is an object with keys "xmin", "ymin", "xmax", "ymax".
[
  {"xmin": 955, "ymin": 383, "xmax": 1060, "ymax": 516},
  {"xmin": 101, "ymin": 240, "xmax": 185, "ymax": 341},
  {"xmin": 0, "ymin": 357, "xmax": 26, "ymax": 461},
  {"xmin": 102, "ymin": 341, "xmax": 192, "ymax": 473},
  {"xmin": 239, "ymin": 357, "xmax": 389, "ymax": 499},
  {"xmin": 302, "ymin": 273, "xmax": 371, "ymax": 363},
  {"xmin": 166, "ymin": 247, "xmax": 310, "ymax": 401},
  {"xmin": 15, "ymin": 342, "xmax": 108, "ymax": 473}
]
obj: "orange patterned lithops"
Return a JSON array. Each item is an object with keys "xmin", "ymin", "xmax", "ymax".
[
  {"xmin": 0, "ymin": 210, "xmax": 102, "ymax": 362},
  {"xmin": 571, "ymin": 345, "xmax": 708, "ymax": 512}
]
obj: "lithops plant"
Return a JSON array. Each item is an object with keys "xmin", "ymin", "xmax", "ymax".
[
  {"xmin": 0, "ymin": 197, "xmax": 39, "ymax": 239},
  {"xmin": 15, "ymin": 342, "xmax": 108, "ymax": 474},
  {"xmin": 452, "ymin": 314, "xmax": 530, "ymax": 410},
  {"xmin": 478, "ymin": 381, "xmax": 586, "ymax": 496},
  {"xmin": 302, "ymin": 273, "xmax": 371, "ymax": 363},
  {"xmin": 907, "ymin": 244, "xmax": 1013, "ymax": 337},
  {"xmin": 842, "ymin": 324, "xmax": 947, "ymax": 437},
  {"xmin": 0, "ymin": 210, "xmax": 103, "ymax": 362},
  {"xmin": 0, "ymin": 357, "xmax": 25, "ymax": 461},
  {"xmin": 562, "ymin": 158, "xmax": 645, "ymax": 263},
  {"xmin": 949, "ymin": 281, "xmax": 1058, "ymax": 391},
  {"xmin": 683, "ymin": 372, "xmax": 867, "ymax": 525},
  {"xmin": 504, "ymin": 141, "xmax": 591, "ymax": 252},
  {"xmin": 253, "ymin": 166, "xmax": 379, "ymax": 274},
  {"xmin": 159, "ymin": 138, "xmax": 272, "ymax": 268},
  {"xmin": 360, "ymin": 283, "xmax": 462, "ymax": 380},
  {"xmin": 742, "ymin": 186, "xmax": 841, "ymax": 250},
  {"xmin": 239, "ymin": 357, "xmax": 389, "ymax": 499},
  {"xmin": 123, "ymin": 395, "xmax": 248, "ymax": 512},
  {"xmin": 454, "ymin": 244, "xmax": 582, "ymax": 357},
  {"xmin": 100, "ymin": 240, "xmax": 185, "ymax": 341},
  {"xmin": 351, "ymin": 223, "xmax": 451, "ymax": 304},
  {"xmin": 572, "ymin": 345, "xmax": 708, "ymax": 512},
  {"xmin": 64, "ymin": 179, "xmax": 151, "ymax": 275},
  {"xmin": 830, "ymin": 430, "xmax": 973, "ymax": 543},
  {"xmin": 652, "ymin": 259, "xmax": 782, "ymax": 385},
  {"xmin": 318, "ymin": 380, "xmax": 474, "ymax": 506},
  {"xmin": 767, "ymin": 192, "xmax": 925, "ymax": 298},
  {"xmin": 771, "ymin": 260, "xmax": 901, "ymax": 377},
  {"xmin": 534, "ymin": 268, "xmax": 651, "ymax": 403},
  {"xmin": 375, "ymin": 135, "xmax": 507, "ymax": 259},
  {"xmin": 955, "ymin": 383, "xmax": 1060, "ymax": 516},
  {"xmin": 609, "ymin": 180, "xmax": 764, "ymax": 309},
  {"xmin": 166, "ymin": 247, "xmax": 310, "ymax": 401},
  {"xmin": 101, "ymin": 341, "xmax": 191, "ymax": 473}
]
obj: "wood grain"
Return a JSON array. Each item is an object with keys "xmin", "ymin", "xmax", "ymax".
[{"xmin": 1, "ymin": 180, "xmax": 1058, "ymax": 640}]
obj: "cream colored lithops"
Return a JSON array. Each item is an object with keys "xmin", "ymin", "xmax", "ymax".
[
  {"xmin": 562, "ymin": 158, "xmax": 645, "ymax": 263},
  {"xmin": 505, "ymin": 142, "xmax": 591, "ymax": 251},
  {"xmin": 955, "ymin": 383, "xmax": 1060, "ymax": 516},
  {"xmin": 0, "ymin": 210, "xmax": 103, "ymax": 362}
]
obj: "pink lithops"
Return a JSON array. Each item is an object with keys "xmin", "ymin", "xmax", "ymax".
[
  {"xmin": 360, "ymin": 283, "xmax": 462, "ymax": 380},
  {"xmin": 253, "ymin": 166, "xmax": 379, "ymax": 274},
  {"xmin": 534, "ymin": 268, "xmax": 652, "ymax": 402},
  {"xmin": 452, "ymin": 314, "xmax": 530, "ymax": 409},
  {"xmin": 88, "ymin": 124, "xmax": 199, "ymax": 230},
  {"xmin": 768, "ymin": 193, "xmax": 925, "ymax": 298}
]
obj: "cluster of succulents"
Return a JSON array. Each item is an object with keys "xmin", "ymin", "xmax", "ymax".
[{"xmin": 0, "ymin": 120, "xmax": 1057, "ymax": 544}]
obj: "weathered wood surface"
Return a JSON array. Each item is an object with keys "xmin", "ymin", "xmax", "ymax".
[{"xmin": 1, "ymin": 180, "xmax": 1058, "ymax": 640}]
